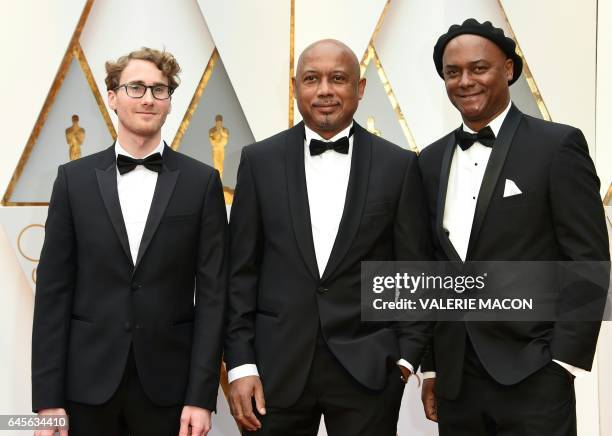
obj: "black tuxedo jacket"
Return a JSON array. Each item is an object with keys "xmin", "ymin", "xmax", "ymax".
[
  {"xmin": 224, "ymin": 122, "xmax": 433, "ymax": 407},
  {"xmin": 418, "ymin": 104, "xmax": 610, "ymax": 400},
  {"xmin": 32, "ymin": 144, "xmax": 227, "ymax": 411}
]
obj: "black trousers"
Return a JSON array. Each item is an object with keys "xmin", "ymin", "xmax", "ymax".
[
  {"xmin": 437, "ymin": 338, "xmax": 577, "ymax": 436},
  {"xmin": 65, "ymin": 347, "xmax": 182, "ymax": 436},
  {"xmin": 245, "ymin": 338, "xmax": 405, "ymax": 436}
]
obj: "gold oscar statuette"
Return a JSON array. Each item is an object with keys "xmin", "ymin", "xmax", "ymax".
[
  {"xmin": 366, "ymin": 115, "xmax": 381, "ymax": 137},
  {"xmin": 209, "ymin": 114, "xmax": 229, "ymax": 180},
  {"xmin": 208, "ymin": 114, "xmax": 234, "ymax": 204},
  {"xmin": 65, "ymin": 114, "xmax": 85, "ymax": 161}
]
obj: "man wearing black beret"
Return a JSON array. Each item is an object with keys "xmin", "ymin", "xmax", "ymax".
[{"xmin": 418, "ymin": 18, "xmax": 609, "ymax": 435}]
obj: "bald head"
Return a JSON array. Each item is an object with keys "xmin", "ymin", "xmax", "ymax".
[{"xmin": 296, "ymin": 39, "xmax": 360, "ymax": 80}]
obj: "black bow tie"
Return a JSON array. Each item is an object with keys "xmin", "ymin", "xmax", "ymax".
[
  {"xmin": 455, "ymin": 126, "xmax": 496, "ymax": 151},
  {"xmin": 309, "ymin": 126, "xmax": 355, "ymax": 156},
  {"xmin": 117, "ymin": 152, "xmax": 163, "ymax": 175}
]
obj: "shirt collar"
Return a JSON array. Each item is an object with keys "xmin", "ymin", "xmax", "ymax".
[
  {"xmin": 463, "ymin": 100, "xmax": 512, "ymax": 137},
  {"xmin": 304, "ymin": 121, "xmax": 354, "ymax": 146},
  {"xmin": 115, "ymin": 139, "xmax": 165, "ymax": 159}
]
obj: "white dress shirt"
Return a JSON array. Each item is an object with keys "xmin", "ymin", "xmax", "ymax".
[
  {"xmin": 304, "ymin": 123, "xmax": 354, "ymax": 276},
  {"xmin": 228, "ymin": 123, "xmax": 413, "ymax": 383},
  {"xmin": 422, "ymin": 102, "xmax": 585, "ymax": 380},
  {"xmin": 115, "ymin": 140, "xmax": 164, "ymax": 264}
]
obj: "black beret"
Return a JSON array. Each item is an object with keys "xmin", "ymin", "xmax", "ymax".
[{"xmin": 433, "ymin": 18, "xmax": 523, "ymax": 85}]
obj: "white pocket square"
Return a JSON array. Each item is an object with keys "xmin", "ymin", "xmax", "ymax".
[{"xmin": 503, "ymin": 179, "xmax": 522, "ymax": 198}]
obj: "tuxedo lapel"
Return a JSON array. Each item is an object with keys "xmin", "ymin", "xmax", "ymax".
[
  {"xmin": 466, "ymin": 104, "xmax": 522, "ymax": 259},
  {"xmin": 134, "ymin": 144, "xmax": 180, "ymax": 272},
  {"xmin": 95, "ymin": 144, "xmax": 133, "ymax": 266},
  {"xmin": 285, "ymin": 122, "xmax": 319, "ymax": 280},
  {"xmin": 320, "ymin": 123, "xmax": 371, "ymax": 282},
  {"xmin": 437, "ymin": 133, "xmax": 463, "ymax": 262}
]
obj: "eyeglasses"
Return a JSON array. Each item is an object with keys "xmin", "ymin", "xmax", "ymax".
[{"xmin": 115, "ymin": 83, "xmax": 174, "ymax": 100}]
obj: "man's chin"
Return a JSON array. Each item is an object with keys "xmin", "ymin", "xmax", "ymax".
[
  {"xmin": 313, "ymin": 114, "xmax": 333, "ymax": 127},
  {"xmin": 315, "ymin": 121, "xmax": 333, "ymax": 130},
  {"xmin": 131, "ymin": 124, "xmax": 163, "ymax": 138},
  {"xmin": 458, "ymin": 108, "xmax": 485, "ymax": 122},
  {"xmin": 314, "ymin": 116, "xmax": 351, "ymax": 132},
  {"xmin": 452, "ymin": 99, "xmax": 481, "ymax": 115}
]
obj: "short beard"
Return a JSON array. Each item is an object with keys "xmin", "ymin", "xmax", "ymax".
[{"xmin": 317, "ymin": 115, "xmax": 332, "ymax": 129}]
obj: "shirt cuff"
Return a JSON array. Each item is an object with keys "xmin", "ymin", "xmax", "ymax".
[
  {"xmin": 552, "ymin": 359, "xmax": 589, "ymax": 378},
  {"xmin": 396, "ymin": 359, "xmax": 414, "ymax": 374},
  {"xmin": 421, "ymin": 371, "xmax": 436, "ymax": 379},
  {"xmin": 227, "ymin": 364, "xmax": 259, "ymax": 383}
]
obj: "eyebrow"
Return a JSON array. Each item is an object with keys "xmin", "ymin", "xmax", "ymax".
[
  {"xmin": 127, "ymin": 80, "xmax": 169, "ymax": 86},
  {"xmin": 444, "ymin": 59, "xmax": 489, "ymax": 69},
  {"xmin": 302, "ymin": 69, "xmax": 349, "ymax": 74}
]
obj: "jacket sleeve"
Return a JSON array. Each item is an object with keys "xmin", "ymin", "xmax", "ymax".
[
  {"xmin": 223, "ymin": 148, "xmax": 263, "ymax": 371},
  {"xmin": 184, "ymin": 169, "xmax": 229, "ymax": 411},
  {"xmin": 549, "ymin": 128, "xmax": 610, "ymax": 370},
  {"xmin": 32, "ymin": 165, "xmax": 76, "ymax": 412},
  {"xmin": 392, "ymin": 152, "xmax": 435, "ymax": 367}
]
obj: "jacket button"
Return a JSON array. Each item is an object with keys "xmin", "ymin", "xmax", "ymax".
[
  {"xmin": 317, "ymin": 286, "xmax": 328, "ymax": 294},
  {"xmin": 131, "ymin": 283, "xmax": 141, "ymax": 291},
  {"xmin": 124, "ymin": 322, "xmax": 131, "ymax": 332}
]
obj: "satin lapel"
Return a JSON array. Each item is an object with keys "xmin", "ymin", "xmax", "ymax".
[
  {"xmin": 466, "ymin": 105, "xmax": 523, "ymax": 259},
  {"xmin": 134, "ymin": 144, "xmax": 180, "ymax": 272},
  {"xmin": 286, "ymin": 122, "xmax": 319, "ymax": 280},
  {"xmin": 437, "ymin": 133, "xmax": 463, "ymax": 262},
  {"xmin": 320, "ymin": 123, "xmax": 371, "ymax": 282},
  {"xmin": 95, "ymin": 145, "xmax": 133, "ymax": 266}
]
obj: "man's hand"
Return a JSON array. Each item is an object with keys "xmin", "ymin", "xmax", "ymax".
[
  {"xmin": 34, "ymin": 408, "xmax": 68, "ymax": 436},
  {"xmin": 421, "ymin": 378, "xmax": 438, "ymax": 422},
  {"xmin": 398, "ymin": 365, "xmax": 411, "ymax": 383},
  {"xmin": 229, "ymin": 375, "xmax": 266, "ymax": 432},
  {"xmin": 179, "ymin": 405, "xmax": 211, "ymax": 436}
]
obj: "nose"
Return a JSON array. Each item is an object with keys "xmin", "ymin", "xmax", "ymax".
[
  {"xmin": 141, "ymin": 87, "xmax": 155, "ymax": 104},
  {"xmin": 317, "ymin": 77, "xmax": 332, "ymax": 97},
  {"xmin": 458, "ymin": 70, "xmax": 475, "ymax": 88}
]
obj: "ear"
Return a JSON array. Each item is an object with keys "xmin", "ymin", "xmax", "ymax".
[
  {"xmin": 108, "ymin": 89, "xmax": 117, "ymax": 111},
  {"xmin": 357, "ymin": 77, "xmax": 366, "ymax": 100},
  {"xmin": 505, "ymin": 58, "xmax": 514, "ymax": 82}
]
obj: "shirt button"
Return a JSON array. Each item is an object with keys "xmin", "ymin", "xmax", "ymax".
[
  {"xmin": 473, "ymin": 196, "xmax": 476, "ymax": 200},
  {"xmin": 124, "ymin": 322, "xmax": 132, "ymax": 332}
]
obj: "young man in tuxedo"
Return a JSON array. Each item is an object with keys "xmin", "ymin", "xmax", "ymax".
[
  {"xmin": 418, "ymin": 19, "xmax": 610, "ymax": 436},
  {"xmin": 224, "ymin": 39, "xmax": 432, "ymax": 435},
  {"xmin": 32, "ymin": 48, "xmax": 227, "ymax": 436}
]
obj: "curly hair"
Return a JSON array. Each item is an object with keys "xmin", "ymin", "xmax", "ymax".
[{"xmin": 104, "ymin": 47, "xmax": 181, "ymax": 91}]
